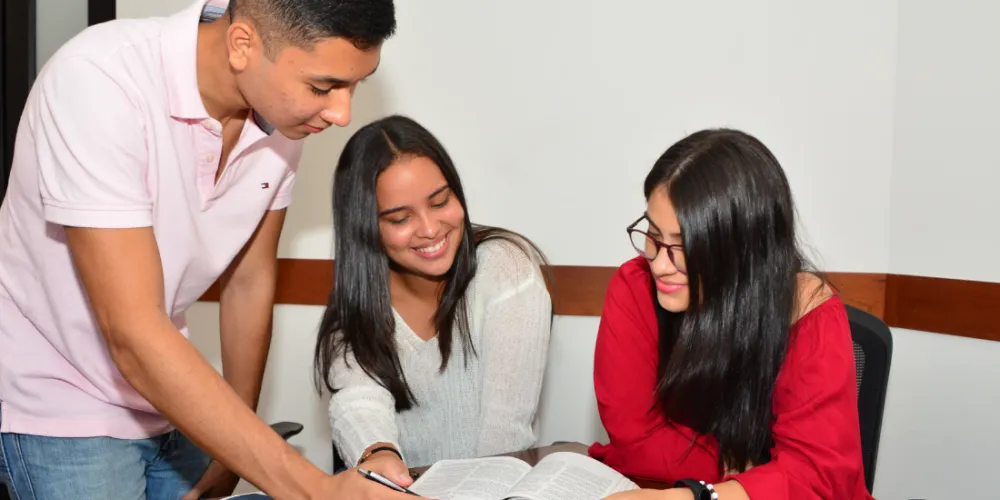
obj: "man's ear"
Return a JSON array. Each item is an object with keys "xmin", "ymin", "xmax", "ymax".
[{"xmin": 226, "ymin": 20, "xmax": 259, "ymax": 71}]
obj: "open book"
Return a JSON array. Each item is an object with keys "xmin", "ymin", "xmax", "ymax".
[{"xmin": 409, "ymin": 451, "xmax": 638, "ymax": 500}]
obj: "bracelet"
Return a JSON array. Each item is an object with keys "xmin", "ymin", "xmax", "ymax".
[
  {"xmin": 358, "ymin": 445, "xmax": 403, "ymax": 464},
  {"xmin": 673, "ymin": 478, "xmax": 719, "ymax": 500}
]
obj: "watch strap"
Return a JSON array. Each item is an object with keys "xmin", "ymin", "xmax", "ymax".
[
  {"xmin": 359, "ymin": 445, "xmax": 403, "ymax": 464},
  {"xmin": 673, "ymin": 478, "xmax": 718, "ymax": 500}
]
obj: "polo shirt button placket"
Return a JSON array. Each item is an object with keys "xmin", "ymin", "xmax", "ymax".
[{"xmin": 198, "ymin": 120, "xmax": 223, "ymax": 210}]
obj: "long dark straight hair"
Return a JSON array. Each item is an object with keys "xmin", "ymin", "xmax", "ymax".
[
  {"xmin": 313, "ymin": 115, "xmax": 550, "ymax": 411},
  {"xmin": 647, "ymin": 128, "xmax": 819, "ymax": 473}
]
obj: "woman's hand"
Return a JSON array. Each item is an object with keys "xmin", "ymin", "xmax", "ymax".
[
  {"xmin": 309, "ymin": 468, "xmax": 426, "ymax": 499},
  {"xmin": 604, "ymin": 488, "xmax": 695, "ymax": 500}
]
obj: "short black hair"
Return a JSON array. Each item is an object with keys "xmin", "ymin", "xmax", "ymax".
[{"xmin": 230, "ymin": 0, "xmax": 396, "ymax": 56}]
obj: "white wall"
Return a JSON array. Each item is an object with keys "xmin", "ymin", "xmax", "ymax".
[
  {"xmin": 114, "ymin": 1, "xmax": 1000, "ymax": 498},
  {"xmin": 876, "ymin": 2, "xmax": 1000, "ymax": 499},
  {"xmin": 889, "ymin": 0, "xmax": 1000, "ymax": 283},
  {"xmin": 874, "ymin": 330, "xmax": 999, "ymax": 499},
  {"xmin": 116, "ymin": 0, "xmax": 189, "ymax": 19},
  {"xmin": 280, "ymin": 0, "xmax": 898, "ymax": 272},
  {"xmin": 36, "ymin": 0, "xmax": 89, "ymax": 70}
]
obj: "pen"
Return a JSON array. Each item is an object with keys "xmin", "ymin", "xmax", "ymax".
[{"xmin": 357, "ymin": 467, "xmax": 421, "ymax": 496}]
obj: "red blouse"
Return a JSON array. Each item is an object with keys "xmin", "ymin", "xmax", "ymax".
[{"xmin": 588, "ymin": 257, "xmax": 873, "ymax": 500}]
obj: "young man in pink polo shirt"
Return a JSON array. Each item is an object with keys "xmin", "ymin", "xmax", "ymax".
[{"xmin": 0, "ymin": 0, "xmax": 418, "ymax": 498}]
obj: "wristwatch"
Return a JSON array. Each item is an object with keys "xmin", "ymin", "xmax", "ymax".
[{"xmin": 673, "ymin": 479, "xmax": 719, "ymax": 500}]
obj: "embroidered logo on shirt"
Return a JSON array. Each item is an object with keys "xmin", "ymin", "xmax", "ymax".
[{"xmin": 261, "ymin": 182, "xmax": 270, "ymax": 189}]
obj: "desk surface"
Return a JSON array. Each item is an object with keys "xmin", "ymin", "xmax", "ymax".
[{"xmin": 410, "ymin": 442, "xmax": 670, "ymax": 490}]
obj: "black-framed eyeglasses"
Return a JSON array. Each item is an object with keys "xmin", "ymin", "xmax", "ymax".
[{"xmin": 626, "ymin": 215, "xmax": 687, "ymax": 274}]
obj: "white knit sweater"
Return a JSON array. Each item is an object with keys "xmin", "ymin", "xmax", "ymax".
[{"xmin": 328, "ymin": 239, "xmax": 553, "ymax": 468}]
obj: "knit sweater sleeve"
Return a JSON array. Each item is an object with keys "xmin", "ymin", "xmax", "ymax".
[
  {"xmin": 473, "ymin": 239, "xmax": 553, "ymax": 457},
  {"xmin": 327, "ymin": 346, "xmax": 402, "ymax": 467}
]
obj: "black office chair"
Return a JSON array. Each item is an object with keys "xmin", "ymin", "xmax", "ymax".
[
  {"xmin": 0, "ymin": 422, "xmax": 302, "ymax": 500},
  {"xmin": 271, "ymin": 421, "xmax": 305, "ymax": 441},
  {"xmin": 845, "ymin": 305, "xmax": 893, "ymax": 494},
  {"xmin": 333, "ymin": 442, "xmax": 347, "ymax": 473}
]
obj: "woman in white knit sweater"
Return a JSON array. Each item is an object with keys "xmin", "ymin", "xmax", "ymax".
[{"xmin": 313, "ymin": 115, "xmax": 553, "ymax": 487}]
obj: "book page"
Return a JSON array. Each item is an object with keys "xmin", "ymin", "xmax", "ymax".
[
  {"xmin": 502, "ymin": 452, "xmax": 638, "ymax": 500},
  {"xmin": 410, "ymin": 456, "xmax": 534, "ymax": 500}
]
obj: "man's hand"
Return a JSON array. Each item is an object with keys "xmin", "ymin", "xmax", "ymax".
[
  {"xmin": 181, "ymin": 461, "xmax": 240, "ymax": 500},
  {"xmin": 358, "ymin": 453, "xmax": 414, "ymax": 489},
  {"xmin": 312, "ymin": 468, "xmax": 424, "ymax": 499}
]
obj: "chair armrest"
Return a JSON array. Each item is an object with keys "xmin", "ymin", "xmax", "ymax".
[{"xmin": 270, "ymin": 421, "xmax": 304, "ymax": 441}]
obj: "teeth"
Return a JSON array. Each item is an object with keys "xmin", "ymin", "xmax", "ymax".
[{"xmin": 416, "ymin": 239, "xmax": 446, "ymax": 254}]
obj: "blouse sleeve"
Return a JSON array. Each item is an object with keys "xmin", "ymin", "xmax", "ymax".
[
  {"xmin": 590, "ymin": 262, "xmax": 718, "ymax": 480},
  {"xmin": 327, "ymin": 346, "xmax": 403, "ymax": 466},
  {"xmin": 473, "ymin": 239, "xmax": 553, "ymax": 457}
]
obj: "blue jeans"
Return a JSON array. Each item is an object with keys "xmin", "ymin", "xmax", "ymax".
[{"xmin": 0, "ymin": 404, "xmax": 211, "ymax": 500}]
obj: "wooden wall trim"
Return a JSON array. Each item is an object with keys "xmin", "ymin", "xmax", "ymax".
[
  {"xmin": 885, "ymin": 274, "xmax": 1000, "ymax": 343},
  {"xmin": 199, "ymin": 259, "xmax": 997, "ymax": 342},
  {"xmin": 201, "ymin": 259, "xmax": 334, "ymax": 306},
  {"xmin": 826, "ymin": 272, "xmax": 887, "ymax": 319}
]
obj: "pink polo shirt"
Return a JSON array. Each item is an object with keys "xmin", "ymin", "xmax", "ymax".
[{"xmin": 0, "ymin": 0, "xmax": 302, "ymax": 439}]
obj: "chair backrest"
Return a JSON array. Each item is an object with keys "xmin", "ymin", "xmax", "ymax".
[{"xmin": 845, "ymin": 305, "xmax": 893, "ymax": 494}]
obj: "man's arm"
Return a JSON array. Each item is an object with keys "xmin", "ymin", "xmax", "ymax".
[
  {"xmin": 218, "ymin": 208, "xmax": 286, "ymax": 411},
  {"xmin": 185, "ymin": 209, "xmax": 286, "ymax": 498},
  {"xmin": 64, "ymin": 225, "xmax": 325, "ymax": 498}
]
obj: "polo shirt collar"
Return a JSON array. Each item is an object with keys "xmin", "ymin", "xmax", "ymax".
[{"xmin": 160, "ymin": 0, "xmax": 275, "ymax": 137}]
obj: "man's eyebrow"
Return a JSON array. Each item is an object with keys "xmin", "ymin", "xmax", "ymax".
[{"xmin": 311, "ymin": 63, "xmax": 380, "ymax": 87}]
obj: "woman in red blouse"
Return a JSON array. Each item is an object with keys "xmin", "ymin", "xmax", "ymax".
[{"xmin": 593, "ymin": 129, "xmax": 873, "ymax": 500}]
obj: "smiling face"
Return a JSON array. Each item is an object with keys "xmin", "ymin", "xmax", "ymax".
[
  {"xmin": 645, "ymin": 186, "xmax": 690, "ymax": 312},
  {"xmin": 376, "ymin": 155, "xmax": 467, "ymax": 279},
  {"xmin": 228, "ymin": 31, "xmax": 381, "ymax": 139}
]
